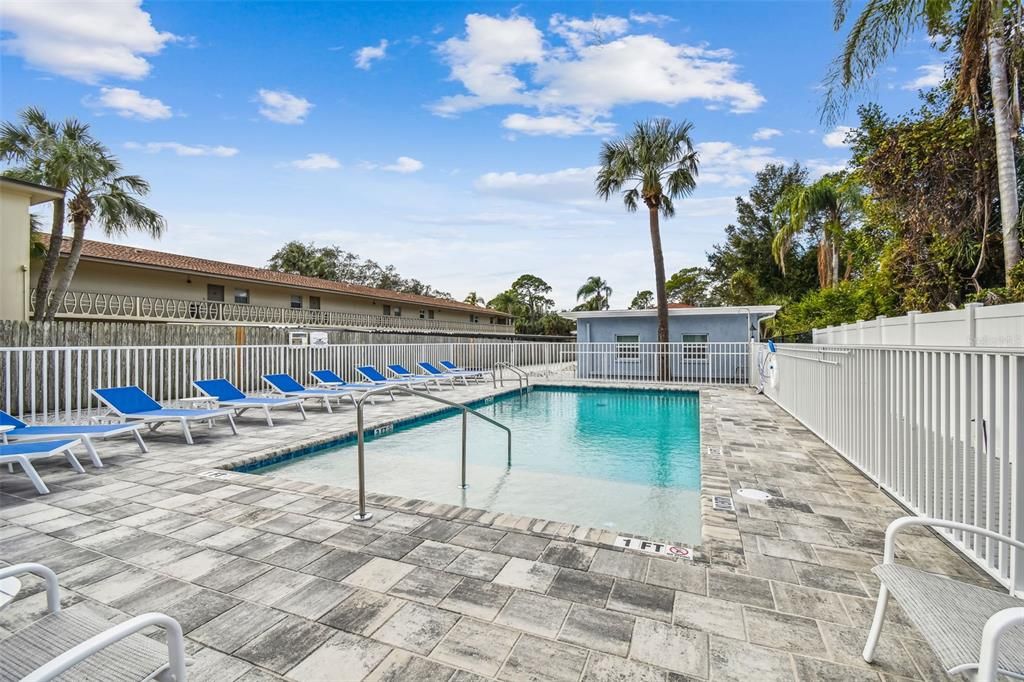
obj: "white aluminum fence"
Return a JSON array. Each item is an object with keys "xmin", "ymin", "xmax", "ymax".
[
  {"xmin": 570, "ymin": 342, "xmax": 751, "ymax": 384},
  {"xmin": 757, "ymin": 342, "xmax": 1024, "ymax": 592},
  {"xmin": 1, "ymin": 342, "xmax": 575, "ymax": 423}
]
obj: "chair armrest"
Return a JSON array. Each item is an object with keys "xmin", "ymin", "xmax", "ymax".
[
  {"xmin": 22, "ymin": 612, "xmax": 188, "ymax": 682},
  {"xmin": 0, "ymin": 563, "xmax": 60, "ymax": 613},
  {"xmin": 977, "ymin": 607, "xmax": 1024, "ymax": 681},
  {"xmin": 882, "ymin": 517, "xmax": 1024, "ymax": 564}
]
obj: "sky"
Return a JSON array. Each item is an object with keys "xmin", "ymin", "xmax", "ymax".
[{"xmin": 0, "ymin": 1, "xmax": 944, "ymax": 309}]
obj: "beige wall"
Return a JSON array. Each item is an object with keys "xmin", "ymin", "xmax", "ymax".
[
  {"xmin": 32, "ymin": 258, "xmax": 510, "ymax": 327},
  {"xmin": 0, "ymin": 188, "xmax": 33, "ymax": 321}
]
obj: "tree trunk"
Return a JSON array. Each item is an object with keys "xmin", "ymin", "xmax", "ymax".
[
  {"xmin": 831, "ymin": 240, "xmax": 840, "ymax": 286},
  {"xmin": 987, "ymin": 15, "xmax": 1022, "ymax": 276},
  {"xmin": 45, "ymin": 213, "xmax": 87, "ymax": 321},
  {"xmin": 33, "ymin": 197, "xmax": 65, "ymax": 319},
  {"xmin": 648, "ymin": 205, "xmax": 670, "ymax": 381}
]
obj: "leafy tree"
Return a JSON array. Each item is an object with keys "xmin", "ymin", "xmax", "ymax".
[
  {"xmin": 464, "ymin": 291, "xmax": 484, "ymax": 306},
  {"xmin": 629, "ymin": 290, "xmax": 654, "ymax": 309},
  {"xmin": 487, "ymin": 275, "xmax": 568, "ymax": 335},
  {"xmin": 665, "ymin": 267, "xmax": 717, "ymax": 306},
  {"xmin": 267, "ymin": 241, "xmax": 343, "ymax": 280},
  {"xmin": 824, "ymin": 0, "xmax": 1022, "ymax": 279},
  {"xmin": 575, "ymin": 275, "xmax": 612, "ymax": 311},
  {"xmin": 509, "ymin": 274, "xmax": 554, "ymax": 319},
  {"xmin": 772, "ymin": 173, "xmax": 863, "ymax": 288},
  {"xmin": 705, "ymin": 163, "xmax": 817, "ymax": 305},
  {"xmin": 597, "ymin": 118, "xmax": 699, "ymax": 363}
]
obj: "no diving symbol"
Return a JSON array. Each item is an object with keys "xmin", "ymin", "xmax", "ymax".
[{"xmin": 614, "ymin": 536, "xmax": 692, "ymax": 559}]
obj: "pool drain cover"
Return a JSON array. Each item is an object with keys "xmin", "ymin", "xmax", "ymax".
[{"xmin": 737, "ymin": 488, "xmax": 773, "ymax": 502}]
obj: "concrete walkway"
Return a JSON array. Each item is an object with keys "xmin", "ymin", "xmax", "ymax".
[{"xmin": 0, "ymin": 383, "xmax": 996, "ymax": 680}]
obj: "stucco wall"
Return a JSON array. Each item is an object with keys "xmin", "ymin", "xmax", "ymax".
[
  {"xmin": 31, "ymin": 259, "xmax": 510, "ymax": 327},
  {"xmin": 576, "ymin": 314, "xmax": 756, "ymax": 343},
  {"xmin": 0, "ymin": 189, "xmax": 31, "ymax": 321}
]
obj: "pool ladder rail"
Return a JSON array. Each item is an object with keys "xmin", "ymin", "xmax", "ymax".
[
  {"xmin": 495, "ymin": 362, "xmax": 529, "ymax": 393},
  {"xmin": 351, "ymin": 384, "xmax": 513, "ymax": 522}
]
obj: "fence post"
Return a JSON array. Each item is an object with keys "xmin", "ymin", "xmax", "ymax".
[
  {"xmin": 876, "ymin": 315, "xmax": 886, "ymax": 345},
  {"xmin": 966, "ymin": 302, "xmax": 983, "ymax": 347},
  {"xmin": 907, "ymin": 311, "xmax": 919, "ymax": 346}
]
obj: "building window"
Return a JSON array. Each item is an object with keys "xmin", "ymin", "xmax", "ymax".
[
  {"xmin": 419, "ymin": 309, "xmax": 426, "ymax": 319},
  {"xmin": 393, "ymin": 306, "xmax": 401, "ymax": 317},
  {"xmin": 428, "ymin": 310, "xmax": 434, "ymax": 319},
  {"xmin": 470, "ymin": 314, "xmax": 479, "ymax": 323},
  {"xmin": 615, "ymin": 335, "xmax": 640, "ymax": 359},
  {"xmin": 382, "ymin": 304, "xmax": 391, "ymax": 316},
  {"xmin": 290, "ymin": 295, "xmax": 302, "ymax": 309},
  {"xmin": 489, "ymin": 317, "xmax": 494, "ymax": 324},
  {"xmin": 682, "ymin": 333, "xmax": 709, "ymax": 359},
  {"xmin": 234, "ymin": 288, "xmax": 249, "ymax": 304},
  {"xmin": 207, "ymin": 284, "xmax": 224, "ymax": 302},
  {"xmin": 309, "ymin": 296, "xmax": 320, "ymax": 310}
]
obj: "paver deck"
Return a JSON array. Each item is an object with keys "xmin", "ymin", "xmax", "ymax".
[{"xmin": 0, "ymin": 382, "xmax": 999, "ymax": 681}]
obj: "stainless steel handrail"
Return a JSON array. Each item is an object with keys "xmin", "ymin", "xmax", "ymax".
[
  {"xmin": 352, "ymin": 384, "xmax": 512, "ymax": 521},
  {"xmin": 494, "ymin": 362, "xmax": 529, "ymax": 391}
]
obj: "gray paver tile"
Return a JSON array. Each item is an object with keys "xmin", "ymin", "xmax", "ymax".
[
  {"xmin": 388, "ymin": 566, "xmax": 462, "ymax": 606},
  {"xmin": 770, "ymin": 581, "xmax": 852, "ymax": 625},
  {"xmin": 163, "ymin": 589, "xmax": 241, "ymax": 634},
  {"xmin": 629, "ymin": 617, "xmax": 709, "ymax": 678},
  {"xmin": 273, "ymin": 577, "xmax": 354, "ymax": 620},
  {"xmin": 540, "ymin": 540, "xmax": 597, "ymax": 570},
  {"xmin": 412, "ymin": 518, "xmax": 466, "ymax": 542},
  {"xmin": 373, "ymin": 602, "xmax": 460, "ymax": 655},
  {"xmin": 791, "ymin": 655, "xmax": 880, "ymax": 681},
  {"xmin": 582, "ymin": 652, "xmax": 665, "ymax": 681},
  {"xmin": 440, "ymin": 577, "xmax": 514, "ymax": 620},
  {"xmin": 558, "ymin": 603, "xmax": 634, "ymax": 657},
  {"xmin": 608, "ymin": 579, "xmax": 674, "ymax": 622},
  {"xmin": 817, "ymin": 621, "xmax": 921, "ymax": 679},
  {"xmin": 363, "ymin": 532, "xmax": 424, "ymax": 560},
  {"xmin": 303, "ymin": 548, "xmax": 372, "ymax": 581},
  {"xmin": 262, "ymin": 538, "xmax": 332, "ymax": 570},
  {"xmin": 403, "ymin": 539, "xmax": 465, "ymax": 569},
  {"xmin": 500, "ymin": 634, "xmax": 588, "ymax": 682},
  {"xmin": 646, "ymin": 558, "xmax": 706, "ymax": 595},
  {"xmin": 590, "ymin": 549, "xmax": 649, "ymax": 581},
  {"xmin": 450, "ymin": 525, "xmax": 506, "ymax": 551},
  {"xmin": 492, "ymin": 532, "xmax": 550, "ymax": 560},
  {"xmin": 709, "ymin": 636, "xmax": 795, "ymax": 682},
  {"xmin": 758, "ymin": 536, "xmax": 820, "ymax": 563},
  {"xmin": 707, "ymin": 569, "xmax": 775, "ymax": 609},
  {"xmin": 194, "ymin": 556, "xmax": 272, "ymax": 593},
  {"xmin": 190, "ymin": 602, "xmax": 288, "ymax": 652},
  {"xmin": 446, "ymin": 548, "xmax": 510, "ymax": 581},
  {"xmin": 548, "ymin": 567, "xmax": 614, "ymax": 607},
  {"xmin": 493, "ymin": 558, "xmax": 559, "ymax": 593},
  {"xmin": 794, "ymin": 563, "xmax": 869, "ymax": 597},
  {"xmin": 744, "ymin": 607, "xmax": 826, "ymax": 656},
  {"xmin": 288, "ymin": 630, "xmax": 393, "ymax": 681},
  {"xmin": 431, "ymin": 618, "xmax": 519, "ymax": 678},
  {"xmin": 495, "ymin": 590, "xmax": 571, "ymax": 639},
  {"xmin": 231, "ymin": 566, "xmax": 314, "ymax": 605},
  {"xmin": 319, "ymin": 589, "xmax": 405, "ymax": 636},
  {"xmin": 342, "ymin": 557, "xmax": 415, "ymax": 592},
  {"xmin": 365, "ymin": 649, "xmax": 457, "ymax": 682},
  {"xmin": 234, "ymin": 615, "xmax": 335, "ymax": 673},
  {"xmin": 672, "ymin": 591, "xmax": 745, "ymax": 640},
  {"xmin": 162, "ymin": 548, "xmax": 236, "ymax": 582}
]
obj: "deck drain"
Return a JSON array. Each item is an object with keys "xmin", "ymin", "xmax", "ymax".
[
  {"xmin": 712, "ymin": 496, "xmax": 735, "ymax": 512},
  {"xmin": 736, "ymin": 488, "xmax": 773, "ymax": 502}
]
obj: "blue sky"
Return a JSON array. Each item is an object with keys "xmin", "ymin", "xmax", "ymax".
[{"xmin": 1, "ymin": 1, "xmax": 943, "ymax": 308}]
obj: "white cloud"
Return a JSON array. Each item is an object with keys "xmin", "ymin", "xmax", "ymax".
[
  {"xmin": 822, "ymin": 125, "xmax": 855, "ymax": 148},
  {"xmin": 628, "ymin": 11, "xmax": 675, "ymax": 26},
  {"xmin": 549, "ymin": 14, "xmax": 630, "ymax": 49},
  {"xmin": 354, "ymin": 39, "xmax": 388, "ymax": 69},
  {"xmin": 0, "ymin": 0, "xmax": 177, "ymax": 83},
  {"xmin": 696, "ymin": 141, "xmax": 783, "ymax": 186},
  {"xmin": 287, "ymin": 153, "xmax": 340, "ymax": 171},
  {"xmin": 124, "ymin": 142, "xmax": 238, "ymax": 157},
  {"xmin": 806, "ymin": 158, "xmax": 848, "ymax": 178},
  {"xmin": 475, "ymin": 166, "xmax": 599, "ymax": 207},
  {"xmin": 502, "ymin": 113, "xmax": 615, "ymax": 136},
  {"xmin": 257, "ymin": 89, "xmax": 312, "ymax": 124},
  {"xmin": 382, "ymin": 156, "xmax": 424, "ymax": 173},
  {"xmin": 433, "ymin": 13, "xmax": 763, "ymax": 134},
  {"xmin": 752, "ymin": 127, "xmax": 782, "ymax": 141},
  {"xmin": 902, "ymin": 63, "xmax": 944, "ymax": 90},
  {"xmin": 88, "ymin": 87, "xmax": 171, "ymax": 120}
]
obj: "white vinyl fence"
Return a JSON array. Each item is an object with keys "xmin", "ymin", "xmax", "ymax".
[
  {"xmin": 570, "ymin": 342, "xmax": 751, "ymax": 384},
  {"xmin": 756, "ymin": 342, "xmax": 1024, "ymax": 592},
  {"xmin": 1, "ymin": 342, "xmax": 575, "ymax": 423}
]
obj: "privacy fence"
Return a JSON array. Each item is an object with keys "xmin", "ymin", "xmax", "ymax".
[
  {"xmin": 757, "ymin": 342, "xmax": 1024, "ymax": 592},
  {"xmin": 569, "ymin": 342, "xmax": 751, "ymax": 384}
]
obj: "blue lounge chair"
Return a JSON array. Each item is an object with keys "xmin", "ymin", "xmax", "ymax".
[
  {"xmin": 92, "ymin": 386, "xmax": 238, "ymax": 445},
  {"xmin": 0, "ymin": 439, "xmax": 85, "ymax": 495},
  {"xmin": 439, "ymin": 360, "xmax": 493, "ymax": 382},
  {"xmin": 355, "ymin": 365, "xmax": 434, "ymax": 391},
  {"xmin": 193, "ymin": 379, "xmax": 306, "ymax": 427},
  {"xmin": 417, "ymin": 361, "xmax": 474, "ymax": 386},
  {"xmin": 311, "ymin": 370, "xmax": 394, "ymax": 402},
  {"xmin": 262, "ymin": 374, "xmax": 358, "ymax": 413},
  {"xmin": 0, "ymin": 410, "xmax": 146, "ymax": 468},
  {"xmin": 387, "ymin": 364, "xmax": 452, "ymax": 389}
]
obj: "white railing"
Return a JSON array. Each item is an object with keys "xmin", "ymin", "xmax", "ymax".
[
  {"xmin": 1, "ymin": 342, "xmax": 575, "ymax": 423},
  {"xmin": 31, "ymin": 289, "xmax": 515, "ymax": 335},
  {"xmin": 569, "ymin": 342, "xmax": 751, "ymax": 384},
  {"xmin": 757, "ymin": 342, "xmax": 1024, "ymax": 592}
]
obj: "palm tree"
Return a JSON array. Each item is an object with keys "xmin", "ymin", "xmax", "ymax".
[
  {"xmin": 596, "ymin": 119, "xmax": 700, "ymax": 355},
  {"xmin": 44, "ymin": 146, "xmax": 165, "ymax": 319},
  {"xmin": 825, "ymin": 0, "xmax": 1021, "ymax": 278},
  {"xmin": 0, "ymin": 107, "xmax": 91, "ymax": 318},
  {"xmin": 772, "ymin": 174, "xmax": 863, "ymax": 288},
  {"xmin": 576, "ymin": 276, "xmax": 613, "ymax": 310},
  {"xmin": 464, "ymin": 291, "xmax": 484, "ymax": 306},
  {"xmin": 629, "ymin": 290, "xmax": 654, "ymax": 309}
]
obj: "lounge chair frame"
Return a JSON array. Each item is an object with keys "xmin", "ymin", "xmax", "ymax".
[
  {"xmin": 92, "ymin": 386, "xmax": 238, "ymax": 445},
  {"xmin": 192, "ymin": 379, "xmax": 307, "ymax": 427},
  {"xmin": 1, "ymin": 411, "xmax": 147, "ymax": 467},
  {"xmin": 0, "ymin": 439, "xmax": 85, "ymax": 494}
]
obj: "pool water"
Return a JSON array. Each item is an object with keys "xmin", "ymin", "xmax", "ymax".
[{"xmin": 259, "ymin": 386, "xmax": 702, "ymax": 543}]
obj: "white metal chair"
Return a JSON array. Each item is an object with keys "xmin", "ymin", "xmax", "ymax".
[
  {"xmin": 863, "ymin": 516, "xmax": 1024, "ymax": 680},
  {"xmin": 0, "ymin": 563, "xmax": 187, "ymax": 681},
  {"xmin": 0, "ymin": 439, "xmax": 85, "ymax": 495}
]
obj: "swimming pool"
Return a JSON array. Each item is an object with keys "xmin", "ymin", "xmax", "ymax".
[{"xmin": 258, "ymin": 386, "xmax": 702, "ymax": 543}]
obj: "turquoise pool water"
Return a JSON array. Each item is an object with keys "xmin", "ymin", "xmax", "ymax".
[{"xmin": 259, "ymin": 386, "xmax": 702, "ymax": 543}]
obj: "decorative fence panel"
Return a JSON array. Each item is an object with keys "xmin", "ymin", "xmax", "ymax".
[
  {"xmin": 570, "ymin": 342, "xmax": 751, "ymax": 384},
  {"xmin": 756, "ymin": 342, "xmax": 1024, "ymax": 592},
  {"xmin": 0, "ymin": 342, "xmax": 575, "ymax": 422}
]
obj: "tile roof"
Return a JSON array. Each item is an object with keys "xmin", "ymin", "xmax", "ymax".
[{"xmin": 44, "ymin": 237, "xmax": 512, "ymax": 317}]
